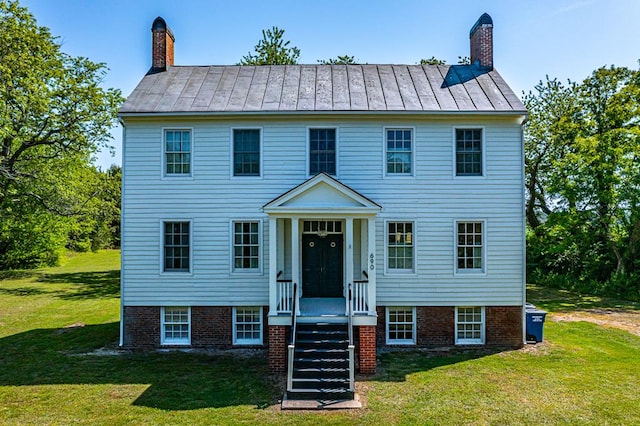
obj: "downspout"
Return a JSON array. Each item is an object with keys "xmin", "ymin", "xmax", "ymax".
[
  {"xmin": 119, "ymin": 118, "xmax": 126, "ymax": 347},
  {"xmin": 520, "ymin": 116, "xmax": 528, "ymax": 345}
]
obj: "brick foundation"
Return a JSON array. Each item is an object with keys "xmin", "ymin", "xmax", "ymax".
[
  {"xmin": 377, "ymin": 305, "xmax": 523, "ymax": 349},
  {"xmin": 268, "ymin": 325, "xmax": 287, "ymax": 372},
  {"xmin": 486, "ymin": 306, "xmax": 523, "ymax": 347},
  {"xmin": 122, "ymin": 305, "xmax": 269, "ymax": 349},
  {"xmin": 417, "ymin": 306, "xmax": 455, "ymax": 346},
  {"xmin": 358, "ymin": 325, "xmax": 377, "ymax": 374},
  {"xmin": 123, "ymin": 306, "xmax": 160, "ymax": 348},
  {"xmin": 191, "ymin": 306, "xmax": 232, "ymax": 348}
]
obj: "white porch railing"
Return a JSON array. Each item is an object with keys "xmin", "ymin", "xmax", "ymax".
[
  {"xmin": 352, "ymin": 273, "xmax": 369, "ymax": 314},
  {"xmin": 276, "ymin": 277, "xmax": 294, "ymax": 314}
]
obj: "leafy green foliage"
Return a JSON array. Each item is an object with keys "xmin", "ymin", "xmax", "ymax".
[
  {"xmin": 0, "ymin": 1, "xmax": 123, "ymax": 268},
  {"xmin": 67, "ymin": 165, "xmax": 121, "ymax": 252},
  {"xmin": 525, "ymin": 66, "xmax": 640, "ymax": 300},
  {"xmin": 419, "ymin": 56, "xmax": 446, "ymax": 65},
  {"xmin": 239, "ymin": 26, "xmax": 300, "ymax": 65},
  {"xmin": 419, "ymin": 56, "xmax": 471, "ymax": 65},
  {"xmin": 318, "ymin": 55, "xmax": 358, "ymax": 65}
]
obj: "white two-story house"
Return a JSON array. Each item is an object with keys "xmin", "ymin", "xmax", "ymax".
[{"xmin": 118, "ymin": 13, "xmax": 526, "ymax": 398}]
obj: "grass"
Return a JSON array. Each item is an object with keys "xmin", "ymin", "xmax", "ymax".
[
  {"xmin": 1, "ymin": 251, "xmax": 639, "ymax": 425},
  {"xmin": 526, "ymin": 283, "xmax": 640, "ymax": 312}
]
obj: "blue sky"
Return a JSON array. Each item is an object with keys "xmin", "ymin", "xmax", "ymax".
[{"xmin": 20, "ymin": 0, "xmax": 640, "ymax": 169}]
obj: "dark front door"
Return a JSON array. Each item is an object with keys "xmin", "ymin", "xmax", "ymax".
[{"xmin": 302, "ymin": 233, "xmax": 343, "ymax": 298}]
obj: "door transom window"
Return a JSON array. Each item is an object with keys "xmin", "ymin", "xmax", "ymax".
[{"xmin": 302, "ymin": 220, "xmax": 343, "ymax": 236}]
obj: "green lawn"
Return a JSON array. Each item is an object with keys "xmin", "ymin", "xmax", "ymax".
[{"xmin": 1, "ymin": 251, "xmax": 639, "ymax": 425}]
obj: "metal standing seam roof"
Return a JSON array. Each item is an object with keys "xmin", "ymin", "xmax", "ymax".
[{"xmin": 119, "ymin": 64, "xmax": 526, "ymax": 114}]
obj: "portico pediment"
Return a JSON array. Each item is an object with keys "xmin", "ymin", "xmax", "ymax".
[{"xmin": 263, "ymin": 173, "xmax": 381, "ymax": 215}]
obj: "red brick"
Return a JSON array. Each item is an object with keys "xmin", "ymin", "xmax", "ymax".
[
  {"xmin": 358, "ymin": 325, "xmax": 377, "ymax": 374},
  {"xmin": 470, "ymin": 17, "xmax": 493, "ymax": 69},
  {"xmin": 486, "ymin": 306, "xmax": 523, "ymax": 347},
  {"xmin": 376, "ymin": 305, "xmax": 522, "ymax": 349},
  {"xmin": 268, "ymin": 325, "xmax": 288, "ymax": 373},
  {"xmin": 151, "ymin": 17, "xmax": 175, "ymax": 72},
  {"xmin": 122, "ymin": 305, "xmax": 270, "ymax": 350},
  {"xmin": 122, "ymin": 306, "xmax": 160, "ymax": 348}
]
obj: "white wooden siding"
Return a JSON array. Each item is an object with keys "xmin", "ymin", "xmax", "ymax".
[{"xmin": 122, "ymin": 115, "xmax": 524, "ymax": 306}]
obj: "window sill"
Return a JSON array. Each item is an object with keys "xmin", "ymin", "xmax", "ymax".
[
  {"xmin": 231, "ymin": 269, "xmax": 263, "ymax": 275},
  {"xmin": 455, "ymin": 340, "xmax": 484, "ymax": 346},
  {"xmin": 384, "ymin": 270, "xmax": 417, "ymax": 276},
  {"xmin": 160, "ymin": 271, "xmax": 193, "ymax": 277},
  {"xmin": 161, "ymin": 175, "xmax": 194, "ymax": 181},
  {"xmin": 454, "ymin": 270, "xmax": 486, "ymax": 277},
  {"xmin": 386, "ymin": 341, "xmax": 416, "ymax": 346}
]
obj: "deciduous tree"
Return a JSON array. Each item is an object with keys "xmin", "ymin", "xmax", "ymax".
[
  {"xmin": 0, "ymin": 0, "xmax": 123, "ymax": 267},
  {"xmin": 524, "ymin": 65, "xmax": 640, "ymax": 299}
]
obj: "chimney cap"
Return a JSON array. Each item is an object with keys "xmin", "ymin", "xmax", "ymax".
[
  {"xmin": 152, "ymin": 16, "xmax": 175, "ymax": 40},
  {"xmin": 469, "ymin": 13, "xmax": 493, "ymax": 36}
]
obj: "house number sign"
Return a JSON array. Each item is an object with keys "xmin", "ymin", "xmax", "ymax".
[{"xmin": 369, "ymin": 253, "xmax": 375, "ymax": 270}]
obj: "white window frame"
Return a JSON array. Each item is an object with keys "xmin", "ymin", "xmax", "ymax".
[
  {"xmin": 385, "ymin": 220, "xmax": 416, "ymax": 275},
  {"xmin": 233, "ymin": 306, "xmax": 263, "ymax": 345},
  {"xmin": 452, "ymin": 126, "xmax": 485, "ymax": 178},
  {"xmin": 455, "ymin": 306, "xmax": 485, "ymax": 345},
  {"xmin": 230, "ymin": 219, "xmax": 263, "ymax": 274},
  {"xmin": 162, "ymin": 127, "xmax": 194, "ymax": 179},
  {"xmin": 307, "ymin": 126, "xmax": 339, "ymax": 177},
  {"xmin": 386, "ymin": 306, "xmax": 416, "ymax": 345},
  {"xmin": 454, "ymin": 219, "xmax": 486, "ymax": 275},
  {"xmin": 384, "ymin": 126, "xmax": 415, "ymax": 177},
  {"xmin": 161, "ymin": 306, "xmax": 191, "ymax": 345},
  {"xmin": 160, "ymin": 219, "xmax": 193, "ymax": 275},
  {"xmin": 230, "ymin": 127, "xmax": 263, "ymax": 179}
]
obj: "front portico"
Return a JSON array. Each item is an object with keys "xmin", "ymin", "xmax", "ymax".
[{"xmin": 263, "ymin": 173, "xmax": 381, "ymax": 326}]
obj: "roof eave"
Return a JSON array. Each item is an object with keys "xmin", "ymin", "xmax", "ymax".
[{"xmin": 118, "ymin": 109, "xmax": 528, "ymax": 119}]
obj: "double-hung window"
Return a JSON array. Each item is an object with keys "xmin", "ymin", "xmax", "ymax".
[
  {"xmin": 386, "ymin": 307, "xmax": 416, "ymax": 344},
  {"xmin": 455, "ymin": 306, "xmax": 484, "ymax": 344},
  {"xmin": 309, "ymin": 128, "xmax": 336, "ymax": 175},
  {"xmin": 233, "ymin": 307, "xmax": 263, "ymax": 345},
  {"xmin": 233, "ymin": 221, "xmax": 260, "ymax": 271},
  {"xmin": 165, "ymin": 129, "xmax": 191, "ymax": 175},
  {"xmin": 386, "ymin": 128, "xmax": 413, "ymax": 175},
  {"xmin": 456, "ymin": 221, "xmax": 484, "ymax": 273},
  {"xmin": 161, "ymin": 306, "xmax": 190, "ymax": 345},
  {"xmin": 233, "ymin": 129, "xmax": 260, "ymax": 176},
  {"xmin": 455, "ymin": 128, "xmax": 482, "ymax": 176},
  {"xmin": 387, "ymin": 221, "xmax": 414, "ymax": 273},
  {"xmin": 163, "ymin": 221, "xmax": 190, "ymax": 272}
]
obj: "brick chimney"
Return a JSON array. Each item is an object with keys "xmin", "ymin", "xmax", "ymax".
[
  {"xmin": 469, "ymin": 13, "xmax": 493, "ymax": 70},
  {"xmin": 151, "ymin": 17, "xmax": 174, "ymax": 73}
]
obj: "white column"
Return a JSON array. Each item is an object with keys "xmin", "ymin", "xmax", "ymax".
[
  {"xmin": 268, "ymin": 217, "xmax": 278, "ymax": 317},
  {"xmin": 277, "ymin": 218, "xmax": 285, "ymax": 275},
  {"xmin": 345, "ymin": 217, "xmax": 354, "ymax": 314},
  {"xmin": 367, "ymin": 217, "xmax": 377, "ymax": 316},
  {"xmin": 360, "ymin": 219, "xmax": 368, "ymax": 278},
  {"xmin": 291, "ymin": 217, "xmax": 300, "ymax": 314}
]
